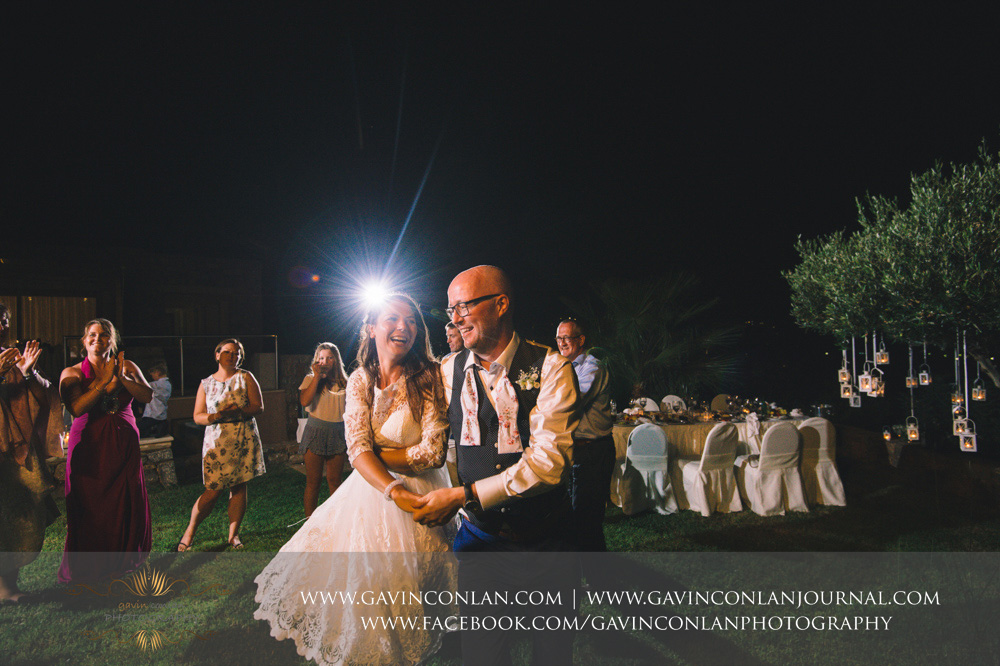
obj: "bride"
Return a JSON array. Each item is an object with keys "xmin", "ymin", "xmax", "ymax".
[{"xmin": 254, "ymin": 293, "xmax": 458, "ymax": 666}]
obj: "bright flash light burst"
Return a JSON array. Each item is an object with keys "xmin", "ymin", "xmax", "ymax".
[{"xmin": 362, "ymin": 282, "xmax": 390, "ymax": 309}]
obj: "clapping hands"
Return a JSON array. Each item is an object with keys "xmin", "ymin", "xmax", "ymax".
[
  {"xmin": 0, "ymin": 347, "xmax": 20, "ymax": 376},
  {"xmin": 0, "ymin": 341, "xmax": 44, "ymax": 379},
  {"xmin": 97, "ymin": 352, "xmax": 123, "ymax": 393},
  {"xmin": 16, "ymin": 340, "xmax": 41, "ymax": 376}
]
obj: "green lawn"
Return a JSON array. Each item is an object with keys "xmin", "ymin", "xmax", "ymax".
[{"xmin": 5, "ymin": 454, "xmax": 999, "ymax": 665}]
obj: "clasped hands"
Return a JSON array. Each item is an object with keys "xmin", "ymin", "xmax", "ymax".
[
  {"xmin": 210, "ymin": 403, "xmax": 246, "ymax": 424},
  {"xmin": 388, "ymin": 484, "xmax": 463, "ymax": 527}
]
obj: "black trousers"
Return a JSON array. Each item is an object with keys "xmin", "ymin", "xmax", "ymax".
[
  {"xmin": 138, "ymin": 417, "xmax": 168, "ymax": 439},
  {"xmin": 569, "ymin": 434, "xmax": 616, "ymax": 552}
]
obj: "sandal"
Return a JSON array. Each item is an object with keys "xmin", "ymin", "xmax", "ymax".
[
  {"xmin": 228, "ymin": 537, "xmax": 244, "ymax": 550},
  {"xmin": 176, "ymin": 540, "xmax": 191, "ymax": 553}
]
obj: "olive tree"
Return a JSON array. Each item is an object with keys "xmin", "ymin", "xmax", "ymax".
[{"xmin": 785, "ymin": 142, "xmax": 1000, "ymax": 385}]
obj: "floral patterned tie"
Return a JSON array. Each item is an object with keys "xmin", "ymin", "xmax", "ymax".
[{"xmin": 459, "ymin": 365, "xmax": 524, "ymax": 454}]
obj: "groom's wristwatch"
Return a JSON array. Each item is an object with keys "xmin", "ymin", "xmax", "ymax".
[{"xmin": 463, "ymin": 483, "xmax": 482, "ymax": 516}]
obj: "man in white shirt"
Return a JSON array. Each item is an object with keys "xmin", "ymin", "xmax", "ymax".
[
  {"xmin": 556, "ymin": 319, "xmax": 614, "ymax": 552},
  {"xmin": 413, "ymin": 265, "xmax": 579, "ymax": 665}
]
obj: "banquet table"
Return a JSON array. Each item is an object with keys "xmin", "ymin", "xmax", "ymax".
[{"xmin": 609, "ymin": 418, "xmax": 805, "ymax": 508}]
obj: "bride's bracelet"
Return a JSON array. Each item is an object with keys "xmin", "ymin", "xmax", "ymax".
[{"xmin": 383, "ymin": 479, "xmax": 405, "ymax": 501}]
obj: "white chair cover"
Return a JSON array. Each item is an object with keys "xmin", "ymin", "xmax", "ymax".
[
  {"xmin": 744, "ymin": 412, "xmax": 762, "ymax": 455},
  {"xmin": 798, "ymin": 417, "xmax": 846, "ymax": 506},
  {"xmin": 680, "ymin": 422, "xmax": 742, "ymax": 516},
  {"xmin": 660, "ymin": 394, "xmax": 686, "ymax": 412},
  {"xmin": 735, "ymin": 422, "xmax": 809, "ymax": 516},
  {"xmin": 710, "ymin": 394, "xmax": 731, "ymax": 412},
  {"xmin": 620, "ymin": 424, "xmax": 676, "ymax": 515}
]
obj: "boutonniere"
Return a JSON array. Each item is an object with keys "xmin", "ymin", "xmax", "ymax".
[{"xmin": 516, "ymin": 369, "xmax": 540, "ymax": 391}]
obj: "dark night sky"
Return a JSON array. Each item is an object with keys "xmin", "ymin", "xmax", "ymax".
[{"xmin": 8, "ymin": 3, "xmax": 1000, "ymax": 374}]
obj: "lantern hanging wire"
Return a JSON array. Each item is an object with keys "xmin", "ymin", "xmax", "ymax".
[
  {"xmin": 851, "ymin": 336, "xmax": 857, "ymax": 394},
  {"xmin": 919, "ymin": 339, "xmax": 932, "ymax": 385},
  {"xmin": 963, "ymin": 330, "xmax": 970, "ymax": 420},
  {"xmin": 973, "ymin": 357, "xmax": 986, "ymax": 401},
  {"xmin": 838, "ymin": 345, "xmax": 850, "ymax": 384},
  {"xmin": 909, "ymin": 345, "xmax": 916, "ymax": 418}
]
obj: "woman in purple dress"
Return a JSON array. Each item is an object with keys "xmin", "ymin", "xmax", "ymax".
[{"xmin": 58, "ymin": 319, "xmax": 153, "ymax": 583}]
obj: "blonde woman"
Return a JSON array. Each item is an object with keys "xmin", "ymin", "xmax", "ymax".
[{"xmin": 298, "ymin": 342, "xmax": 348, "ymax": 517}]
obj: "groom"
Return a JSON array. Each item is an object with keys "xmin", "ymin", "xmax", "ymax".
[{"xmin": 413, "ymin": 265, "xmax": 580, "ymax": 665}]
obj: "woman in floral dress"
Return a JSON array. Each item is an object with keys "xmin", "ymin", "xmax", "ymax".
[{"xmin": 177, "ymin": 338, "xmax": 264, "ymax": 550}]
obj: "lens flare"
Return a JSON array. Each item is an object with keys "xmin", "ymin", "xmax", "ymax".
[{"xmin": 362, "ymin": 282, "xmax": 390, "ymax": 309}]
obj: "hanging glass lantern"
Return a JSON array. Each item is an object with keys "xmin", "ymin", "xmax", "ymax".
[
  {"xmin": 918, "ymin": 364, "xmax": 931, "ymax": 385},
  {"xmin": 859, "ymin": 372, "xmax": 872, "ymax": 393},
  {"xmin": 951, "ymin": 391, "xmax": 965, "ymax": 405},
  {"xmin": 905, "ymin": 416, "xmax": 919, "ymax": 441},
  {"xmin": 905, "ymin": 376, "xmax": 917, "ymax": 388},
  {"xmin": 838, "ymin": 367, "xmax": 851, "ymax": 383},
  {"xmin": 972, "ymin": 378, "xmax": 986, "ymax": 401},
  {"xmin": 959, "ymin": 419, "xmax": 977, "ymax": 452},
  {"xmin": 960, "ymin": 433, "xmax": 978, "ymax": 452},
  {"xmin": 882, "ymin": 427, "xmax": 892, "ymax": 441},
  {"xmin": 867, "ymin": 368, "xmax": 883, "ymax": 396},
  {"xmin": 840, "ymin": 383, "xmax": 853, "ymax": 399},
  {"xmin": 849, "ymin": 395, "xmax": 861, "ymax": 408},
  {"xmin": 876, "ymin": 343, "xmax": 889, "ymax": 365},
  {"xmin": 953, "ymin": 418, "xmax": 967, "ymax": 436}
]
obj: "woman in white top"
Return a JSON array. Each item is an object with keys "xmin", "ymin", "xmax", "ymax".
[{"xmin": 298, "ymin": 342, "xmax": 348, "ymax": 517}]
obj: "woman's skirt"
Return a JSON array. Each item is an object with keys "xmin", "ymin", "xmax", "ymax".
[{"xmin": 298, "ymin": 416, "xmax": 346, "ymax": 457}]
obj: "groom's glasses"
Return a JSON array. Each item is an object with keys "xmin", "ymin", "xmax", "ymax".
[{"xmin": 446, "ymin": 294, "xmax": 501, "ymax": 318}]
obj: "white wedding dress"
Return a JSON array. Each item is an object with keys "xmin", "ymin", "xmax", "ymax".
[{"xmin": 254, "ymin": 370, "xmax": 459, "ymax": 666}]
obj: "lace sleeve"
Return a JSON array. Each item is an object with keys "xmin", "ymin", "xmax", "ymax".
[
  {"xmin": 404, "ymin": 386, "xmax": 448, "ymax": 473},
  {"xmin": 344, "ymin": 370, "xmax": 374, "ymax": 464}
]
